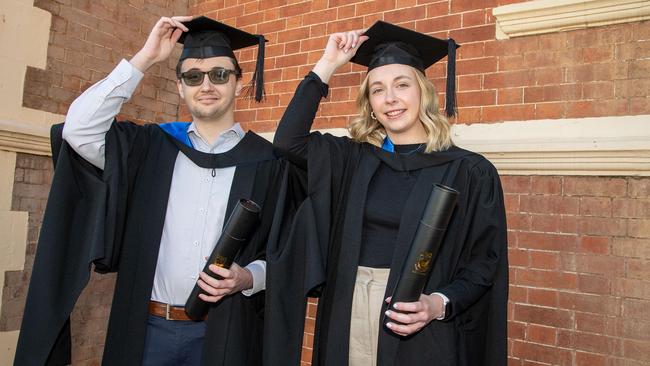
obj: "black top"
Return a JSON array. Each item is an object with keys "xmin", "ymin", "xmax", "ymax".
[{"xmin": 361, "ymin": 145, "xmax": 422, "ymax": 267}]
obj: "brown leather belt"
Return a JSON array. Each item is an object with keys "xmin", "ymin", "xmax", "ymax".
[{"xmin": 148, "ymin": 300, "xmax": 205, "ymax": 321}]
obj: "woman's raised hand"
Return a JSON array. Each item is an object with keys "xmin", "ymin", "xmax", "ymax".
[{"xmin": 313, "ymin": 30, "xmax": 369, "ymax": 83}]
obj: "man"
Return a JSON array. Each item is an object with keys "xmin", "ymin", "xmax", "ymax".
[{"xmin": 15, "ymin": 15, "xmax": 279, "ymax": 366}]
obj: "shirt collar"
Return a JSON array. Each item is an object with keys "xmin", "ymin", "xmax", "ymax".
[{"xmin": 187, "ymin": 122, "xmax": 245, "ymax": 145}]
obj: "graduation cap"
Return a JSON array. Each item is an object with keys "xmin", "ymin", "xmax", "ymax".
[
  {"xmin": 178, "ymin": 16, "xmax": 267, "ymax": 102},
  {"xmin": 350, "ymin": 21, "xmax": 460, "ymax": 117}
]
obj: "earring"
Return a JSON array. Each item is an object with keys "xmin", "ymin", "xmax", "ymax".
[{"xmin": 370, "ymin": 111, "xmax": 377, "ymax": 120}]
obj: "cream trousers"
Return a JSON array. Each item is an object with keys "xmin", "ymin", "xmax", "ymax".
[{"xmin": 348, "ymin": 266, "xmax": 390, "ymax": 366}]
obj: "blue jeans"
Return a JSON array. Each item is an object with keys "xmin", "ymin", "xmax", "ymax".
[{"xmin": 141, "ymin": 314, "xmax": 206, "ymax": 366}]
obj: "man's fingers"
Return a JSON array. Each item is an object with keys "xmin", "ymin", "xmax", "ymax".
[
  {"xmin": 198, "ymin": 292, "xmax": 224, "ymax": 303},
  {"xmin": 209, "ymin": 264, "xmax": 232, "ymax": 278}
]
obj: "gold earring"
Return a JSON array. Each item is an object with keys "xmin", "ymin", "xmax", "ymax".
[{"xmin": 370, "ymin": 111, "xmax": 377, "ymax": 120}]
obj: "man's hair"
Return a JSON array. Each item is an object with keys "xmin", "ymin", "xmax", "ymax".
[{"xmin": 175, "ymin": 57, "xmax": 243, "ymax": 80}]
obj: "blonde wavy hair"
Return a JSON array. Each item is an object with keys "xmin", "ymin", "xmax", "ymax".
[{"xmin": 348, "ymin": 66, "xmax": 453, "ymax": 153}]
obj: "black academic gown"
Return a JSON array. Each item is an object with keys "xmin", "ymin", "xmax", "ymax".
[
  {"xmin": 15, "ymin": 120, "xmax": 281, "ymax": 366},
  {"xmin": 265, "ymin": 73, "xmax": 508, "ymax": 366}
]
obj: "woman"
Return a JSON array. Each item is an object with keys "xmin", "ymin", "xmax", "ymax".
[{"xmin": 268, "ymin": 21, "xmax": 507, "ymax": 366}]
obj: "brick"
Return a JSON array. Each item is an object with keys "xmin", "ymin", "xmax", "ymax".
[
  {"xmin": 507, "ymin": 213, "xmax": 531, "ymax": 231},
  {"xmin": 530, "ymin": 177, "xmax": 562, "ymax": 195},
  {"xmin": 576, "ymin": 312, "xmax": 606, "ymax": 333},
  {"xmin": 627, "ymin": 259, "xmax": 650, "ymax": 280},
  {"xmin": 527, "ymin": 324, "xmax": 556, "ymax": 345},
  {"xmin": 457, "ymin": 75, "xmax": 481, "ymax": 91},
  {"xmin": 509, "ymin": 285, "xmax": 527, "ymax": 303},
  {"xmin": 575, "ymin": 332, "xmax": 622, "ymax": 355},
  {"xmin": 514, "ymin": 304, "xmax": 574, "ymax": 329},
  {"xmin": 498, "ymin": 88, "xmax": 523, "ymax": 105},
  {"xmin": 457, "ymin": 90, "xmax": 496, "ymax": 107},
  {"xmin": 578, "ymin": 236, "xmax": 610, "ymax": 255},
  {"xmin": 511, "ymin": 339, "xmax": 573, "ymax": 365},
  {"xmin": 501, "ymin": 176, "xmax": 531, "ymax": 194},
  {"xmin": 529, "ymin": 251, "xmax": 560, "ymax": 270},
  {"xmin": 415, "ymin": 14, "xmax": 462, "ymax": 33},
  {"xmin": 566, "ymin": 63, "xmax": 628, "ymax": 83},
  {"xmin": 623, "ymin": 298, "xmax": 650, "ymax": 321},
  {"xmin": 559, "ymin": 292, "xmax": 621, "ymax": 316},
  {"xmin": 576, "ymin": 254, "xmax": 625, "ymax": 276},
  {"xmin": 534, "ymin": 67, "xmax": 565, "ymax": 86},
  {"xmin": 579, "ymin": 197, "xmax": 612, "ymax": 217},
  {"xmin": 628, "ymin": 178, "xmax": 650, "ymax": 198},
  {"xmin": 521, "ymin": 195, "xmax": 579, "ymax": 215},
  {"xmin": 534, "ymin": 102, "xmax": 566, "ymax": 119},
  {"xmin": 484, "ymin": 70, "xmax": 535, "ymax": 89},
  {"xmin": 622, "ymin": 319, "xmax": 650, "ymax": 340},
  {"xmin": 583, "ymin": 81, "xmax": 615, "ymax": 99},
  {"xmin": 578, "ymin": 274, "xmax": 611, "ymax": 295},
  {"xmin": 517, "ymin": 232, "xmax": 578, "ymax": 251},
  {"xmin": 528, "ymin": 288, "xmax": 558, "ymax": 307},
  {"xmin": 509, "ymin": 248, "xmax": 529, "ymax": 267},
  {"xmin": 613, "ymin": 198, "xmax": 650, "ymax": 218},
  {"xmin": 629, "ymin": 219, "xmax": 650, "ymax": 238},
  {"xmin": 576, "ymin": 352, "xmax": 607, "ymax": 366},
  {"xmin": 612, "ymin": 278, "xmax": 650, "ymax": 300},
  {"xmin": 450, "ymin": 24, "xmax": 494, "ymax": 43},
  {"xmin": 483, "ymin": 104, "xmax": 535, "ymax": 122},
  {"xmin": 624, "ymin": 339, "xmax": 650, "ymax": 363},
  {"xmin": 509, "ymin": 321, "xmax": 526, "ymax": 340},
  {"xmin": 564, "ymin": 177, "xmax": 628, "ymax": 197},
  {"xmin": 516, "ymin": 268, "xmax": 577, "ymax": 290}
]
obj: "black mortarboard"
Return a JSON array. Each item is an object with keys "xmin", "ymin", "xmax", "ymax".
[
  {"xmin": 178, "ymin": 16, "xmax": 266, "ymax": 102},
  {"xmin": 350, "ymin": 21, "xmax": 460, "ymax": 117}
]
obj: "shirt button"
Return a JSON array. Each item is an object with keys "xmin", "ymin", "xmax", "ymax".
[
  {"xmin": 193, "ymin": 241, "xmax": 199, "ymax": 246},
  {"xmin": 199, "ymin": 208, "xmax": 205, "ymax": 213}
]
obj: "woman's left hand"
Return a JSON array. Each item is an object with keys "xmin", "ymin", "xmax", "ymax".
[{"xmin": 384, "ymin": 293, "xmax": 444, "ymax": 336}]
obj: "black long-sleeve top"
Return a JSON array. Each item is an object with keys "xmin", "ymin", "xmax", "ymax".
[{"xmin": 274, "ymin": 72, "xmax": 422, "ymax": 267}]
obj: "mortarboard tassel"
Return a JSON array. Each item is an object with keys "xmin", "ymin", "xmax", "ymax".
[
  {"xmin": 248, "ymin": 35, "xmax": 266, "ymax": 102},
  {"xmin": 445, "ymin": 38, "xmax": 458, "ymax": 118}
]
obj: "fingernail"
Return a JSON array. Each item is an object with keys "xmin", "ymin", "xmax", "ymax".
[
  {"xmin": 385, "ymin": 310, "xmax": 390, "ymax": 316},
  {"xmin": 386, "ymin": 323, "xmax": 392, "ymax": 328},
  {"xmin": 393, "ymin": 303, "xmax": 399, "ymax": 310},
  {"xmin": 352, "ymin": 43, "xmax": 356, "ymax": 48}
]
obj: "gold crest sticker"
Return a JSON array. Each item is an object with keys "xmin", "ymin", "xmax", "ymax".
[
  {"xmin": 412, "ymin": 251, "xmax": 433, "ymax": 274},
  {"xmin": 213, "ymin": 255, "xmax": 227, "ymax": 267}
]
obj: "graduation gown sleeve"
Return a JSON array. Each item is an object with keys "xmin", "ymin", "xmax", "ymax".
[{"xmin": 14, "ymin": 121, "xmax": 144, "ymax": 366}]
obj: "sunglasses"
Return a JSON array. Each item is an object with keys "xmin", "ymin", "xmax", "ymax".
[{"xmin": 179, "ymin": 67, "xmax": 240, "ymax": 86}]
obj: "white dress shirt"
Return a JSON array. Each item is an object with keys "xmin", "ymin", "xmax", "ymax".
[{"xmin": 63, "ymin": 59, "xmax": 266, "ymax": 305}]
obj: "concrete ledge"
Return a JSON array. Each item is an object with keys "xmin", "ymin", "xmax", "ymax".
[
  {"xmin": 493, "ymin": 0, "xmax": 650, "ymax": 40},
  {"xmin": 261, "ymin": 115, "xmax": 650, "ymax": 176}
]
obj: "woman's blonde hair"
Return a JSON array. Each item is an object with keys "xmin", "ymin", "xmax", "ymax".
[{"xmin": 348, "ymin": 66, "xmax": 453, "ymax": 153}]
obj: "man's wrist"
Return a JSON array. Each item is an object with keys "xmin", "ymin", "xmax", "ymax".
[{"xmin": 432, "ymin": 292, "xmax": 450, "ymax": 320}]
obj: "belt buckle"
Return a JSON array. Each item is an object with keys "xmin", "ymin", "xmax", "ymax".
[{"xmin": 165, "ymin": 303, "xmax": 171, "ymax": 321}]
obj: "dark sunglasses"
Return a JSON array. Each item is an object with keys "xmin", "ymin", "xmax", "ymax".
[{"xmin": 179, "ymin": 67, "xmax": 240, "ymax": 86}]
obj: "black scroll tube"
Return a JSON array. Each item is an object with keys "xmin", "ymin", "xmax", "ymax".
[
  {"xmin": 185, "ymin": 199, "xmax": 261, "ymax": 320},
  {"xmin": 386, "ymin": 184, "xmax": 459, "ymax": 319}
]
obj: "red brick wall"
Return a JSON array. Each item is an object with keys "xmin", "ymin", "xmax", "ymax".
[
  {"xmin": 505, "ymin": 176, "xmax": 650, "ymax": 365},
  {"xmin": 24, "ymin": 0, "xmax": 188, "ymax": 124},
  {"xmin": 189, "ymin": 0, "xmax": 650, "ymax": 131}
]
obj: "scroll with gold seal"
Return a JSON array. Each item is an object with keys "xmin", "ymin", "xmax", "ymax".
[
  {"xmin": 185, "ymin": 199, "xmax": 261, "ymax": 320},
  {"xmin": 386, "ymin": 184, "xmax": 458, "ymax": 312}
]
